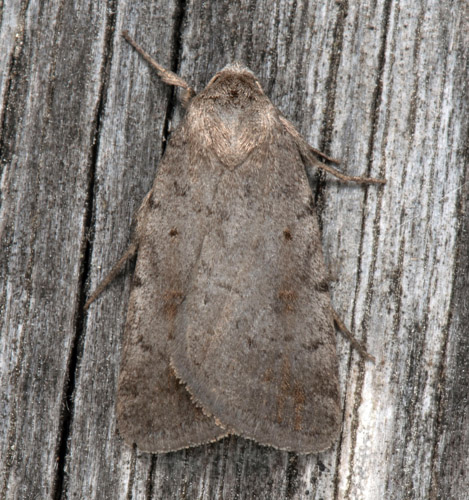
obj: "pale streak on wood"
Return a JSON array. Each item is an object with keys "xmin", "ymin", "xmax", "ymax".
[{"xmin": 0, "ymin": 0, "xmax": 467, "ymax": 499}]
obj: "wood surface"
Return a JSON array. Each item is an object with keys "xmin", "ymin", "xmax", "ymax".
[{"xmin": 0, "ymin": 0, "xmax": 468, "ymax": 498}]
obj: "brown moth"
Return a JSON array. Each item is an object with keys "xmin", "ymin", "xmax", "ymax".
[{"xmin": 86, "ymin": 31, "xmax": 385, "ymax": 454}]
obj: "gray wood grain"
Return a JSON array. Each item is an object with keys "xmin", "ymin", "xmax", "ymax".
[{"xmin": 0, "ymin": 0, "xmax": 467, "ymax": 499}]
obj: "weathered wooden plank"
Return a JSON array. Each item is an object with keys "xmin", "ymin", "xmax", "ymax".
[
  {"xmin": 432, "ymin": 175, "xmax": 469, "ymax": 499},
  {"xmin": 0, "ymin": 0, "xmax": 111, "ymax": 499},
  {"xmin": 325, "ymin": 1, "xmax": 469, "ymax": 498},
  {"xmin": 63, "ymin": 1, "xmax": 182, "ymax": 498},
  {"xmin": 330, "ymin": 2, "xmax": 467, "ymax": 498},
  {"xmin": 0, "ymin": 0, "xmax": 467, "ymax": 499}
]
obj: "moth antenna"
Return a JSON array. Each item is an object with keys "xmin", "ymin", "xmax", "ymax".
[
  {"xmin": 122, "ymin": 31, "xmax": 196, "ymax": 104},
  {"xmin": 84, "ymin": 241, "xmax": 138, "ymax": 310}
]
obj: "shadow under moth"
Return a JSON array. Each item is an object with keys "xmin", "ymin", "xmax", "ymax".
[{"xmin": 85, "ymin": 31, "xmax": 385, "ymax": 454}]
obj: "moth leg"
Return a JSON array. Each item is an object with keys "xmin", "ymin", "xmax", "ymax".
[
  {"xmin": 331, "ymin": 308, "xmax": 376, "ymax": 362},
  {"xmin": 278, "ymin": 116, "xmax": 385, "ymax": 185},
  {"xmin": 308, "ymin": 145, "xmax": 341, "ymax": 164},
  {"xmin": 122, "ymin": 30, "xmax": 196, "ymax": 105},
  {"xmin": 84, "ymin": 241, "xmax": 138, "ymax": 310},
  {"xmin": 309, "ymin": 155, "xmax": 386, "ymax": 185}
]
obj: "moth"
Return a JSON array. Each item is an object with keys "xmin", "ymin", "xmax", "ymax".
[{"xmin": 85, "ymin": 31, "xmax": 385, "ymax": 454}]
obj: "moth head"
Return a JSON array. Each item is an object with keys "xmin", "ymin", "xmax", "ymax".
[{"xmin": 201, "ymin": 64, "xmax": 265, "ymax": 101}]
